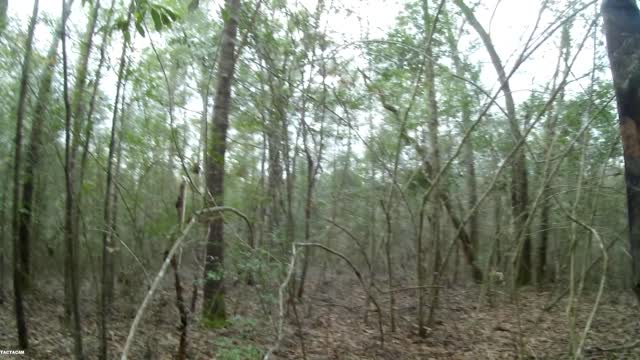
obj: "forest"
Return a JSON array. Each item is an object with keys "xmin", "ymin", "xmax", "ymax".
[{"xmin": 2, "ymin": 0, "xmax": 640, "ymax": 358}]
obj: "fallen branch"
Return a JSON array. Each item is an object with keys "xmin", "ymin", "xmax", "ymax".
[
  {"xmin": 120, "ymin": 218, "xmax": 196, "ymax": 360},
  {"xmin": 121, "ymin": 206, "xmax": 253, "ymax": 360}
]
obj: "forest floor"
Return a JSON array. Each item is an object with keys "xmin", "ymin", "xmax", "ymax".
[{"xmin": 1, "ymin": 275, "xmax": 640, "ymax": 359}]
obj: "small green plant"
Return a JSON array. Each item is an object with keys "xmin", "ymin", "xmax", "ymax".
[{"xmin": 215, "ymin": 338, "xmax": 261, "ymax": 360}]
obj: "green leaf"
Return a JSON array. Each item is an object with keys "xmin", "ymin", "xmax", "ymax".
[
  {"xmin": 115, "ymin": 17, "xmax": 128, "ymax": 32},
  {"xmin": 163, "ymin": 7, "xmax": 179, "ymax": 22},
  {"xmin": 135, "ymin": 21, "xmax": 146, "ymax": 37},
  {"xmin": 150, "ymin": 8, "xmax": 162, "ymax": 31},
  {"xmin": 160, "ymin": 12, "xmax": 172, "ymax": 28}
]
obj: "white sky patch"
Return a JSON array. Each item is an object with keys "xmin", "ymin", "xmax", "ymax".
[
  {"xmin": 6, "ymin": 0, "xmax": 608, "ymax": 162},
  {"xmin": 8, "ymin": 0, "xmax": 603, "ymax": 103}
]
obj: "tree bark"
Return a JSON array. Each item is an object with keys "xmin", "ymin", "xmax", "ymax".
[
  {"xmin": 203, "ymin": 0, "xmax": 241, "ymax": 327},
  {"xmin": 61, "ymin": 0, "xmax": 84, "ymax": 356},
  {"xmin": 12, "ymin": 0, "xmax": 39, "ymax": 349},
  {"xmin": 297, "ymin": 18, "xmax": 326, "ymax": 299},
  {"xmin": 602, "ymin": 0, "xmax": 640, "ymax": 301},
  {"xmin": 21, "ymin": 0, "xmax": 74, "ymax": 291},
  {"xmin": 423, "ymin": 0, "xmax": 442, "ymax": 330}
]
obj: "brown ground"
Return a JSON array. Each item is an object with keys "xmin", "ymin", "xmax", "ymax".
[{"xmin": 1, "ymin": 277, "xmax": 639, "ymax": 359}]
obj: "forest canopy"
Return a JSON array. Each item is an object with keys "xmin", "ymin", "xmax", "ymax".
[{"xmin": 0, "ymin": 0, "xmax": 639, "ymax": 358}]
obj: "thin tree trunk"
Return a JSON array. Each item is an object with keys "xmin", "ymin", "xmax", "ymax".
[
  {"xmin": 69, "ymin": 0, "xmax": 101, "ymax": 267},
  {"xmin": 61, "ymin": 0, "xmax": 84, "ymax": 356},
  {"xmin": 380, "ymin": 201, "xmax": 396, "ymax": 332},
  {"xmin": 203, "ymin": 0, "xmax": 241, "ymax": 327},
  {"xmin": 21, "ymin": 0, "xmax": 74, "ymax": 292},
  {"xmin": 105, "ymin": 94, "xmax": 128, "ymax": 307},
  {"xmin": 446, "ymin": 19, "xmax": 479, "ymax": 257},
  {"xmin": 99, "ymin": 3, "xmax": 133, "ymax": 358},
  {"xmin": 12, "ymin": 0, "xmax": 39, "ymax": 349},
  {"xmin": 540, "ymin": 23, "xmax": 571, "ymax": 287},
  {"xmin": 297, "ymin": 28, "xmax": 326, "ymax": 299},
  {"xmin": 454, "ymin": 0, "xmax": 531, "ymax": 285},
  {"xmin": 423, "ymin": 0, "xmax": 442, "ymax": 329},
  {"xmin": 76, "ymin": 0, "xmax": 114, "ymax": 269}
]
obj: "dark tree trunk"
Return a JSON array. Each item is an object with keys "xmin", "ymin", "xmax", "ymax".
[
  {"xmin": 12, "ymin": 0, "xmax": 39, "ymax": 349},
  {"xmin": 602, "ymin": 0, "xmax": 640, "ymax": 301},
  {"xmin": 21, "ymin": 0, "xmax": 74, "ymax": 291},
  {"xmin": 61, "ymin": 0, "xmax": 84, "ymax": 356},
  {"xmin": 203, "ymin": 0, "xmax": 241, "ymax": 327}
]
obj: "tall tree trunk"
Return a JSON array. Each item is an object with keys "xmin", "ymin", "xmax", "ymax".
[
  {"xmin": 265, "ymin": 92, "xmax": 283, "ymax": 247},
  {"xmin": 380, "ymin": 201, "xmax": 396, "ymax": 332},
  {"xmin": 76, "ymin": 0, "xmax": 114, "ymax": 265},
  {"xmin": 203, "ymin": 0, "xmax": 241, "ymax": 327},
  {"xmin": 12, "ymin": 0, "xmax": 39, "ymax": 349},
  {"xmin": 602, "ymin": 0, "xmax": 640, "ymax": 301},
  {"xmin": 21, "ymin": 0, "xmax": 74, "ymax": 292},
  {"xmin": 445, "ymin": 18, "xmax": 479, "ymax": 258},
  {"xmin": 61, "ymin": 0, "xmax": 84, "ymax": 357},
  {"xmin": 423, "ymin": 0, "xmax": 442, "ymax": 329},
  {"xmin": 454, "ymin": 0, "xmax": 531, "ymax": 285},
  {"xmin": 99, "ymin": 3, "xmax": 132, "ymax": 357},
  {"xmin": 105, "ymin": 91, "xmax": 128, "ymax": 307},
  {"xmin": 297, "ymin": 27, "xmax": 326, "ymax": 299},
  {"xmin": 539, "ymin": 23, "xmax": 571, "ymax": 286}
]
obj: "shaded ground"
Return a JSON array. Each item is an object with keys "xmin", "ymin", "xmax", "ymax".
[{"xmin": 1, "ymin": 277, "xmax": 639, "ymax": 359}]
